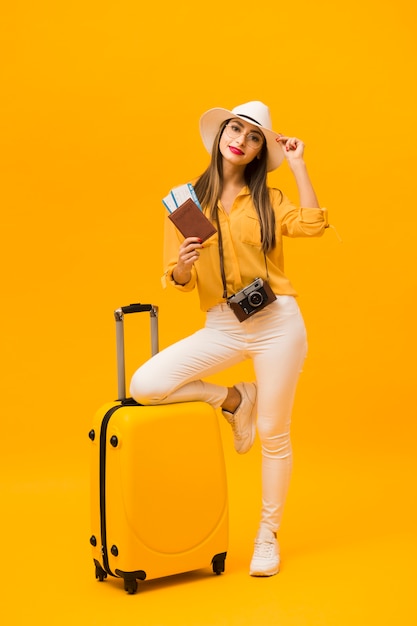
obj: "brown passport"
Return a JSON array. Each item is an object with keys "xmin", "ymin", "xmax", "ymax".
[{"xmin": 168, "ymin": 198, "xmax": 217, "ymax": 243}]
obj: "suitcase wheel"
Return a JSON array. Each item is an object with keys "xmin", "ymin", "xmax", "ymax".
[
  {"xmin": 115, "ymin": 569, "xmax": 146, "ymax": 595},
  {"xmin": 212, "ymin": 552, "xmax": 227, "ymax": 575},
  {"xmin": 124, "ymin": 579, "xmax": 138, "ymax": 595},
  {"xmin": 94, "ymin": 559, "xmax": 108, "ymax": 582}
]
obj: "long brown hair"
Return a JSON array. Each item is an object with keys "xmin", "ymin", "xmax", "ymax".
[{"xmin": 194, "ymin": 120, "xmax": 281, "ymax": 253}]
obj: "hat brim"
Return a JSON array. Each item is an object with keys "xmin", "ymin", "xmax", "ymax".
[{"xmin": 199, "ymin": 107, "xmax": 285, "ymax": 172}]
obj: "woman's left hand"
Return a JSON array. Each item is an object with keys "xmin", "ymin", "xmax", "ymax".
[{"xmin": 277, "ymin": 135, "xmax": 305, "ymax": 162}]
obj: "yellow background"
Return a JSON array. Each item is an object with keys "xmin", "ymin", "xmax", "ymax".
[{"xmin": 1, "ymin": 1, "xmax": 416, "ymax": 624}]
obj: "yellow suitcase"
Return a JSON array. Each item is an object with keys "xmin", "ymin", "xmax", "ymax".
[{"xmin": 89, "ymin": 304, "xmax": 228, "ymax": 594}]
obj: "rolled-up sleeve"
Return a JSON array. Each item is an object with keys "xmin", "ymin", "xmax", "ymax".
[{"xmin": 281, "ymin": 203, "xmax": 329, "ymax": 238}]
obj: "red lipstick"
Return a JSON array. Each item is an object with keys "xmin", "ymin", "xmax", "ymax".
[{"xmin": 229, "ymin": 146, "xmax": 244, "ymax": 155}]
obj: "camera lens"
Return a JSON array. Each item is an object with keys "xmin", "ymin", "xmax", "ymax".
[{"xmin": 248, "ymin": 291, "xmax": 263, "ymax": 307}]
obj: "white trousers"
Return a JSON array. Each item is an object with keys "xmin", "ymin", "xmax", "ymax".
[{"xmin": 130, "ymin": 295, "xmax": 307, "ymax": 533}]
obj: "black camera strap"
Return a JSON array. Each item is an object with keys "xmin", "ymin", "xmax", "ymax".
[
  {"xmin": 216, "ymin": 207, "xmax": 228, "ymax": 299},
  {"xmin": 215, "ymin": 206, "xmax": 269, "ymax": 300}
]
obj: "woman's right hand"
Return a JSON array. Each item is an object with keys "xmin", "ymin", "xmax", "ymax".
[{"xmin": 172, "ymin": 237, "xmax": 203, "ymax": 285}]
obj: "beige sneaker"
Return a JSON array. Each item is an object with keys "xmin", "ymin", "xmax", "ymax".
[
  {"xmin": 222, "ymin": 382, "xmax": 257, "ymax": 454},
  {"xmin": 249, "ymin": 528, "xmax": 280, "ymax": 577}
]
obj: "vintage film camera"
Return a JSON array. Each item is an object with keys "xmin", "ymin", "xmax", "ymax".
[{"xmin": 227, "ymin": 278, "xmax": 276, "ymax": 322}]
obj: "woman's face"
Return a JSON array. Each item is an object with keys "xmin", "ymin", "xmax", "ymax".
[{"xmin": 218, "ymin": 118, "xmax": 265, "ymax": 167}]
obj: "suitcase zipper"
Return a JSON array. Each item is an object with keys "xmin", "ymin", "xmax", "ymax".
[{"xmin": 99, "ymin": 403, "xmax": 123, "ymax": 577}]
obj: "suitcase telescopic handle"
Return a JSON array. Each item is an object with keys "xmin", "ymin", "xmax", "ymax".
[{"xmin": 114, "ymin": 303, "xmax": 159, "ymax": 401}]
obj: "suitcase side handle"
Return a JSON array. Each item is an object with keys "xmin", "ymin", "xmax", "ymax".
[{"xmin": 114, "ymin": 303, "xmax": 159, "ymax": 400}]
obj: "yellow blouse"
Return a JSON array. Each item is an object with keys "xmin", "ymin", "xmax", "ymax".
[{"xmin": 162, "ymin": 186, "xmax": 328, "ymax": 312}]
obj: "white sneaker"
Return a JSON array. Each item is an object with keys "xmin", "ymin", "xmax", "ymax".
[
  {"xmin": 222, "ymin": 382, "xmax": 257, "ymax": 454},
  {"xmin": 249, "ymin": 528, "xmax": 280, "ymax": 577}
]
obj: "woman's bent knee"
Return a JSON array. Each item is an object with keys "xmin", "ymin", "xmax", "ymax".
[{"xmin": 129, "ymin": 370, "xmax": 168, "ymax": 405}]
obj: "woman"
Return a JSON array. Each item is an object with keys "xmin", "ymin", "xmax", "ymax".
[{"xmin": 130, "ymin": 101, "xmax": 328, "ymax": 576}]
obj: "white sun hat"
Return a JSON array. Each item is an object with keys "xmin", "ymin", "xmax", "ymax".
[{"xmin": 199, "ymin": 100, "xmax": 285, "ymax": 171}]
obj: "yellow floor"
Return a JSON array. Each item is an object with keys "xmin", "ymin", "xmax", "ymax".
[{"xmin": 2, "ymin": 438, "xmax": 415, "ymax": 626}]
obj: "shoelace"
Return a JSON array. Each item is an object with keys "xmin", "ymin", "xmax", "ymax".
[
  {"xmin": 222, "ymin": 410, "xmax": 242, "ymax": 437},
  {"xmin": 253, "ymin": 540, "xmax": 276, "ymax": 559},
  {"xmin": 222, "ymin": 410, "xmax": 235, "ymax": 426}
]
